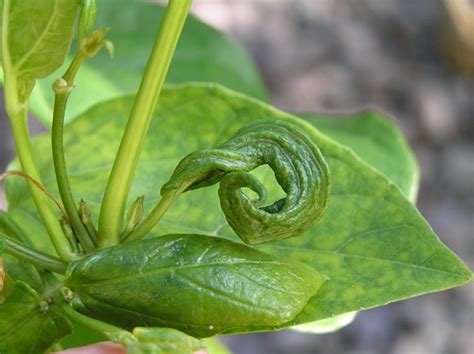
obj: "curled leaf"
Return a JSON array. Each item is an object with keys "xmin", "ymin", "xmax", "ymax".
[{"xmin": 162, "ymin": 121, "xmax": 330, "ymax": 244}]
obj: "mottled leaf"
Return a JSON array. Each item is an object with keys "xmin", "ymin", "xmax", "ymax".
[
  {"xmin": 293, "ymin": 111, "xmax": 419, "ymax": 333},
  {"xmin": 304, "ymin": 111, "xmax": 419, "ymax": 201},
  {"xmin": 5, "ymin": 84, "xmax": 472, "ymax": 333}
]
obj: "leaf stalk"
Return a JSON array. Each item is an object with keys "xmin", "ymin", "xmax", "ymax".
[{"xmin": 0, "ymin": 233, "xmax": 67, "ymax": 274}]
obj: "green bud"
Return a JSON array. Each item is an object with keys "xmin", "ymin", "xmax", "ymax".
[
  {"xmin": 78, "ymin": 200, "xmax": 92, "ymax": 226},
  {"xmin": 79, "ymin": 200, "xmax": 98, "ymax": 243},
  {"xmin": 60, "ymin": 217, "xmax": 74, "ymax": 241},
  {"xmin": 53, "ymin": 78, "xmax": 70, "ymax": 95},
  {"xmin": 60, "ymin": 217, "xmax": 80, "ymax": 253},
  {"xmin": 125, "ymin": 196, "xmax": 145, "ymax": 234},
  {"xmin": 61, "ymin": 287, "xmax": 74, "ymax": 303},
  {"xmin": 39, "ymin": 301, "xmax": 49, "ymax": 314},
  {"xmin": 80, "ymin": 28, "xmax": 111, "ymax": 59}
]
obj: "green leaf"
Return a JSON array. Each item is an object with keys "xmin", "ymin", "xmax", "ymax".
[
  {"xmin": 59, "ymin": 322, "xmax": 108, "ymax": 349},
  {"xmin": 303, "ymin": 111, "xmax": 419, "ymax": 201},
  {"xmin": 290, "ymin": 312, "xmax": 357, "ymax": 334},
  {"xmin": 293, "ymin": 111, "xmax": 419, "ymax": 333},
  {"xmin": 0, "ymin": 0, "xmax": 79, "ymax": 81},
  {"xmin": 0, "ymin": 281, "xmax": 72, "ymax": 354},
  {"xmin": 66, "ymin": 234, "xmax": 325, "ymax": 338},
  {"xmin": 0, "ymin": 211, "xmax": 43, "ymax": 291},
  {"xmin": 122, "ymin": 327, "xmax": 204, "ymax": 354},
  {"xmin": 28, "ymin": 0, "xmax": 267, "ymax": 125},
  {"xmin": 6, "ymin": 84, "xmax": 472, "ymax": 332},
  {"xmin": 203, "ymin": 338, "xmax": 232, "ymax": 354}
]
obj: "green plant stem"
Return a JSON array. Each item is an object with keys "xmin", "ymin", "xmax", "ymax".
[
  {"xmin": 8, "ymin": 112, "xmax": 76, "ymax": 261},
  {"xmin": 97, "ymin": 0, "xmax": 192, "ymax": 248},
  {"xmin": 60, "ymin": 304, "xmax": 129, "ymax": 341},
  {"xmin": 1, "ymin": 0, "xmax": 75, "ymax": 261},
  {"xmin": 0, "ymin": 233, "xmax": 67, "ymax": 274},
  {"xmin": 52, "ymin": 55, "xmax": 95, "ymax": 252},
  {"xmin": 124, "ymin": 193, "xmax": 178, "ymax": 242}
]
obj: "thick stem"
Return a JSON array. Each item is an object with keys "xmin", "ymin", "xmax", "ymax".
[
  {"xmin": 1, "ymin": 234, "xmax": 67, "ymax": 274},
  {"xmin": 52, "ymin": 56, "xmax": 95, "ymax": 252},
  {"xmin": 1, "ymin": 0, "xmax": 75, "ymax": 261},
  {"xmin": 98, "ymin": 0, "xmax": 192, "ymax": 247},
  {"xmin": 9, "ymin": 111, "xmax": 76, "ymax": 261}
]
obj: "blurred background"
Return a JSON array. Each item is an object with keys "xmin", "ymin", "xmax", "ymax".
[{"xmin": 1, "ymin": 0, "xmax": 473, "ymax": 353}]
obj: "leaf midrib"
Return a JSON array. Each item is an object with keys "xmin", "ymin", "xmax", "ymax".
[
  {"xmin": 13, "ymin": 0, "xmax": 59, "ymax": 74},
  {"xmin": 71, "ymin": 259, "xmax": 282, "ymax": 287},
  {"xmin": 267, "ymin": 244, "xmax": 470, "ymax": 280}
]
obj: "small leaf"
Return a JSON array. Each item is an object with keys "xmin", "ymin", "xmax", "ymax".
[
  {"xmin": 122, "ymin": 327, "xmax": 204, "ymax": 354},
  {"xmin": 66, "ymin": 234, "xmax": 325, "ymax": 338},
  {"xmin": 290, "ymin": 312, "xmax": 357, "ymax": 334},
  {"xmin": 0, "ymin": 0, "xmax": 79, "ymax": 81},
  {"xmin": 0, "ymin": 281, "xmax": 73, "ymax": 354},
  {"xmin": 203, "ymin": 338, "xmax": 232, "ymax": 354}
]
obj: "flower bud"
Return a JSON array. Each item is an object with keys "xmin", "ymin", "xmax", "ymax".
[{"xmin": 125, "ymin": 196, "xmax": 145, "ymax": 234}]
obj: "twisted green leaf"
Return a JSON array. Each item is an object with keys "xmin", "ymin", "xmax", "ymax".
[{"xmin": 162, "ymin": 121, "xmax": 330, "ymax": 245}]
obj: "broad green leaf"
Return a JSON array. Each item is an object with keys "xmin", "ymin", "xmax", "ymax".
[
  {"xmin": 66, "ymin": 234, "xmax": 325, "ymax": 338},
  {"xmin": 303, "ymin": 112, "xmax": 419, "ymax": 201},
  {"xmin": 293, "ymin": 111, "xmax": 419, "ymax": 333},
  {"xmin": 0, "ymin": 0, "xmax": 79, "ymax": 81},
  {"xmin": 0, "ymin": 281, "xmax": 72, "ymax": 354},
  {"xmin": 5, "ymin": 84, "xmax": 472, "ymax": 332},
  {"xmin": 28, "ymin": 0, "xmax": 267, "ymax": 125}
]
